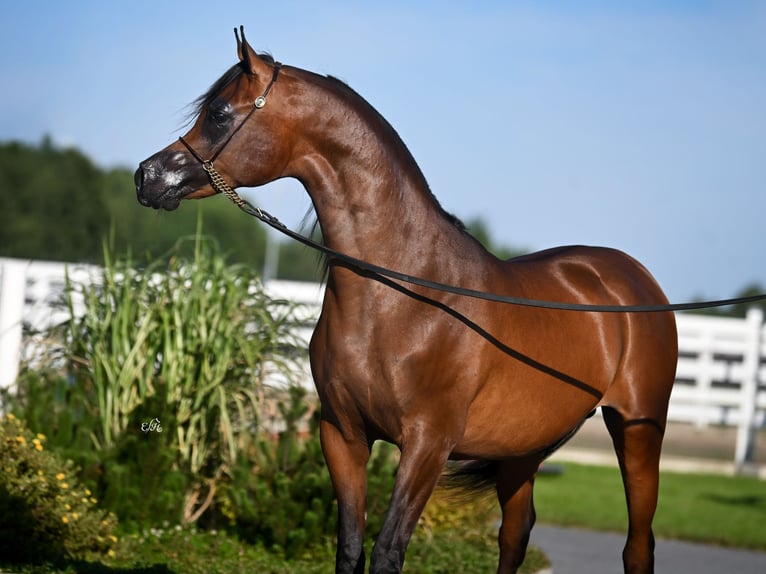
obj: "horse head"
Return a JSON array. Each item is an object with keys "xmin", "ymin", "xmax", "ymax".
[{"xmin": 135, "ymin": 27, "xmax": 292, "ymax": 210}]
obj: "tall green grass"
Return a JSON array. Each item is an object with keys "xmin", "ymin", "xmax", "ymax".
[{"xmin": 18, "ymin": 233, "xmax": 304, "ymax": 525}]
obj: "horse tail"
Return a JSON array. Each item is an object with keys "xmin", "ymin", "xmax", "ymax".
[{"xmin": 439, "ymin": 460, "xmax": 499, "ymax": 497}]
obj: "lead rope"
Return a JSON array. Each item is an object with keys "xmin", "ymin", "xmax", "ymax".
[{"xmin": 204, "ymin": 170, "xmax": 766, "ymax": 313}]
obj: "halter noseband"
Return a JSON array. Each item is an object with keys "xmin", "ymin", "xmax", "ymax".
[{"xmin": 179, "ymin": 61, "xmax": 282, "ymax": 183}]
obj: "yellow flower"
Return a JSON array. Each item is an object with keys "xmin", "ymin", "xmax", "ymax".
[
  {"xmin": 7, "ymin": 414, "xmax": 15, "ymax": 421},
  {"xmin": 33, "ymin": 438, "xmax": 43, "ymax": 451},
  {"xmin": 37, "ymin": 470, "xmax": 44, "ymax": 476},
  {"xmin": 65, "ymin": 504, "xmax": 71, "ymax": 510},
  {"xmin": 85, "ymin": 488, "xmax": 91, "ymax": 496},
  {"xmin": 109, "ymin": 535, "xmax": 118, "ymax": 543},
  {"xmin": 71, "ymin": 513, "xmax": 79, "ymax": 520},
  {"xmin": 61, "ymin": 482, "xmax": 69, "ymax": 490},
  {"xmin": 61, "ymin": 516, "xmax": 69, "ymax": 524},
  {"xmin": 107, "ymin": 549, "xmax": 116, "ymax": 558},
  {"xmin": 15, "ymin": 435, "xmax": 26, "ymax": 445},
  {"xmin": 56, "ymin": 473, "xmax": 65, "ymax": 481},
  {"xmin": 36, "ymin": 433, "xmax": 46, "ymax": 441},
  {"xmin": 90, "ymin": 497, "xmax": 98, "ymax": 504}
]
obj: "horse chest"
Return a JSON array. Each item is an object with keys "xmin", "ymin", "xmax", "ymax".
[{"xmin": 310, "ymin": 301, "xmax": 467, "ymax": 440}]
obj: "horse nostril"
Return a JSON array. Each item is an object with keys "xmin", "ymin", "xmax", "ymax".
[{"xmin": 134, "ymin": 166, "xmax": 145, "ymax": 192}]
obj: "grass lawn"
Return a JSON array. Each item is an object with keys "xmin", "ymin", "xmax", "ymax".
[
  {"xmin": 1, "ymin": 523, "xmax": 549, "ymax": 574},
  {"xmin": 534, "ymin": 462, "xmax": 766, "ymax": 550}
]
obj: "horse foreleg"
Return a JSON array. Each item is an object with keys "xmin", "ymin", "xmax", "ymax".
[
  {"xmin": 603, "ymin": 407, "xmax": 664, "ymax": 574},
  {"xmin": 496, "ymin": 457, "xmax": 541, "ymax": 574},
  {"xmin": 320, "ymin": 419, "xmax": 370, "ymax": 574},
  {"xmin": 370, "ymin": 435, "xmax": 453, "ymax": 574}
]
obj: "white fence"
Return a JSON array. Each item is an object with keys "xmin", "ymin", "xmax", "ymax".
[
  {"xmin": 1, "ymin": 257, "xmax": 764, "ymax": 468},
  {"xmin": 672, "ymin": 309, "xmax": 765, "ymax": 466}
]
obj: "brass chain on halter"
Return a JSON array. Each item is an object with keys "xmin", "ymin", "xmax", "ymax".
[{"xmin": 202, "ymin": 161, "xmax": 254, "ymax": 212}]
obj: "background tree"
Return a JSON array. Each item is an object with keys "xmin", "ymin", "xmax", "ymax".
[
  {"xmin": 465, "ymin": 217, "xmax": 526, "ymax": 260},
  {"xmin": 689, "ymin": 282, "xmax": 766, "ymax": 319},
  {"xmin": 0, "ymin": 138, "xmax": 109, "ymax": 262},
  {"xmin": 0, "ymin": 139, "xmax": 278, "ymax": 273}
]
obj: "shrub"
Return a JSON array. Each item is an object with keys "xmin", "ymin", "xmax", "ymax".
[
  {"xmin": 215, "ymin": 385, "xmax": 402, "ymax": 558},
  {"xmin": 419, "ymin": 487, "xmax": 498, "ymax": 541},
  {"xmin": 219, "ymin": 386, "xmax": 337, "ymax": 558},
  {"xmin": 95, "ymin": 389, "xmax": 190, "ymax": 531},
  {"xmin": 0, "ymin": 414, "xmax": 118, "ymax": 565}
]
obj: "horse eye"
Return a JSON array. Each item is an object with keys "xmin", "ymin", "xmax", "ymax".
[{"xmin": 207, "ymin": 109, "xmax": 231, "ymax": 126}]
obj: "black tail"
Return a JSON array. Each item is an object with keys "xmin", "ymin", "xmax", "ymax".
[{"xmin": 438, "ymin": 460, "xmax": 499, "ymax": 498}]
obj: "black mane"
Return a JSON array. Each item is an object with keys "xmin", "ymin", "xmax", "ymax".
[{"xmin": 188, "ymin": 53, "xmax": 276, "ymax": 120}]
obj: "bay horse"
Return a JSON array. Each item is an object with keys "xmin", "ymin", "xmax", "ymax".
[{"xmin": 135, "ymin": 28, "xmax": 678, "ymax": 574}]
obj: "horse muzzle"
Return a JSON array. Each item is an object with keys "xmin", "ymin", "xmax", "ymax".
[{"xmin": 134, "ymin": 149, "xmax": 205, "ymax": 211}]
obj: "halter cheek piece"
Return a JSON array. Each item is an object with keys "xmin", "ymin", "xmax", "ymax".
[{"xmin": 178, "ymin": 61, "xmax": 282, "ymax": 194}]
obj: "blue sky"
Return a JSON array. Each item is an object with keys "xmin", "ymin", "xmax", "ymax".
[{"xmin": 2, "ymin": 1, "xmax": 764, "ymax": 302}]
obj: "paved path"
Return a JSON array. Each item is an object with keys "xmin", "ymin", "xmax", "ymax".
[{"xmin": 530, "ymin": 524, "xmax": 766, "ymax": 574}]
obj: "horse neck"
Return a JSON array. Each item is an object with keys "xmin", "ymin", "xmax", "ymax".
[{"xmin": 285, "ymin": 74, "xmax": 481, "ymax": 276}]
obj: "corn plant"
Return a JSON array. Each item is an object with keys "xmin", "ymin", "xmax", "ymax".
[{"xmin": 53, "ymin": 234, "xmax": 305, "ymax": 523}]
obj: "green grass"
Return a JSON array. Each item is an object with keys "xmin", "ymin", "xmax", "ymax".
[
  {"xmin": 534, "ymin": 462, "xmax": 766, "ymax": 550},
  {"xmin": 1, "ymin": 524, "xmax": 549, "ymax": 574}
]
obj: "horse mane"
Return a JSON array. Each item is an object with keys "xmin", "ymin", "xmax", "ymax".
[{"xmin": 188, "ymin": 53, "xmax": 276, "ymax": 121}]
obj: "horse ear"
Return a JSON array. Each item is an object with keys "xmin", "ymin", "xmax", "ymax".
[{"xmin": 234, "ymin": 26, "xmax": 269, "ymax": 77}]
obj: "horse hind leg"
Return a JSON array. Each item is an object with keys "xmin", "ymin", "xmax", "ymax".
[
  {"xmin": 495, "ymin": 457, "xmax": 542, "ymax": 574},
  {"xmin": 602, "ymin": 405, "xmax": 665, "ymax": 574}
]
